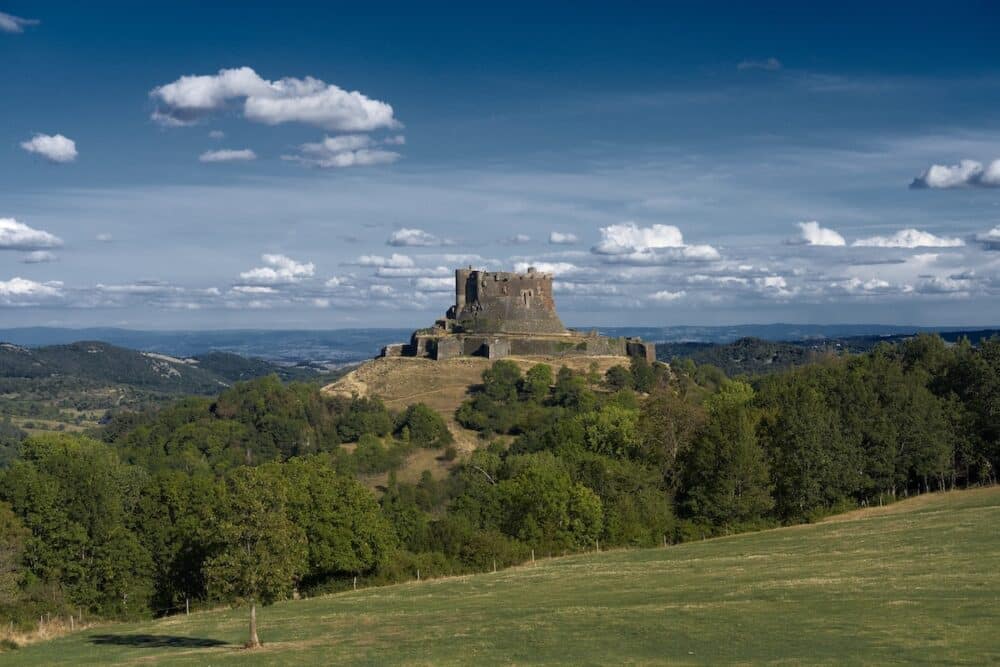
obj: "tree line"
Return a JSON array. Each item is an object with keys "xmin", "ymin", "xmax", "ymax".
[{"xmin": 0, "ymin": 334, "xmax": 996, "ymax": 646}]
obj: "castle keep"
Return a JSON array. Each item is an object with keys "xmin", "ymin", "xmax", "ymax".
[{"xmin": 381, "ymin": 267, "xmax": 655, "ymax": 362}]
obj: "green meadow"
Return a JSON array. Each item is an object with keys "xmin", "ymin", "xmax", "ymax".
[{"xmin": 6, "ymin": 487, "xmax": 999, "ymax": 666}]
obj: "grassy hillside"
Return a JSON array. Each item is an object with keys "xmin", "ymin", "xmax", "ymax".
[
  {"xmin": 323, "ymin": 355, "xmax": 630, "ymax": 484},
  {"xmin": 7, "ymin": 486, "xmax": 999, "ymax": 665}
]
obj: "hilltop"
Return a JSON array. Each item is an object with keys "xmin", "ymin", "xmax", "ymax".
[
  {"xmin": 322, "ymin": 354, "xmax": 630, "ymax": 482},
  {"xmin": 7, "ymin": 486, "xmax": 998, "ymax": 665}
]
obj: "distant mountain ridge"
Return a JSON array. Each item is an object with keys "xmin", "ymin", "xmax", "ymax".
[
  {"xmin": 1, "ymin": 324, "xmax": 995, "ymax": 364},
  {"xmin": 0, "ymin": 341, "xmax": 319, "ymax": 395}
]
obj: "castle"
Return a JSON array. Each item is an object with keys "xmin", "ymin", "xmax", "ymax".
[{"xmin": 381, "ymin": 267, "xmax": 655, "ymax": 362}]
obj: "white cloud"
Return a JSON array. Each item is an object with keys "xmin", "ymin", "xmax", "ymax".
[
  {"xmin": 916, "ymin": 276, "xmax": 972, "ymax": 294},
  {"xmin": 592, "ymin": 222, "xmax": 720, "ymax": 263},
  {"xmin": 375, "ymin": 265, "xmax": 451, "ymax": 278},
  {"xmin": 852, "ymin": 229, "xmax": 964, "ymax": 248},
  {"xmin": 549, "ymin": 231, "xmax": 579, "ymax": 245},
  {"xmin": 974, "ymin": 226, "xmax": 1000, "ymax": 251},
  {"xmin": 231, "ymin": 285, "xmax": 277, "ymax": 294},
  {"xmin": 793, "ymin": 220, "xmax": 846, "ymax": 247},
  {"xmin": 20, "ymin": 134, "xmax": 78, "ymax": 163},
  {"xmin": 239, "ymin": 253, "xmax": 315, "ymax": 284},
  {"xmin": 96, "ymin": 233, "xmax": 113, "ymax": 242},
  {"xmin": 150, "ymin": 66, "xmax": 398, "ymax": 131},
  {"xmin": 506, "ymin": 233, "xmax": 531, "ymax": 244},
  {"xmin": 414, "ymin": 277, "xmax": 452, "ymax": 291},
  {"xmin": 910, "ymin": 159, "xmax": 1000, "ymax": 189},
  {"xmin": 357, "ymin": 253, "xmax": 414, "ymax": 268},
  {"xmin": 0, "ymin": 277, "xmax": 63, "ymax": 305},
  {"xmin": 649, "ymin": 289, "xmax": 686, "ymax": 302},
  {"xmin": 513, "ymin": 261, "xmax": 582, "ymax": 276},
  {"xmin": 388, "ymin": 228, "xmax": 448, "ymax": 247},
  {"xmin": 369, "ymin": 284, "xmax": 395, "ymax": 297},
  {"xmin": 283, "ymin": 134, "xmax": 399, "ymax": 169},
  {"xmin": 208, "ymin": 130, "xmax": 225, "ymax": 140},
  {"xmin": 199, "ymin": 148, "xmax": 257, "ymax": 163},
  {"xmin": 0, "ymin": 218, "xmax": 63, "ymax": 250},
  {"xmin": 20, "ymin": 250, "xmax": 56, "ymax": 264},
  {"xmin": 0, "ymin": 11, "xmax": 39, "ymax": 33},
  {"xmin": 737, "ymin": 57, "xmax": 782, "ymax": 71}
]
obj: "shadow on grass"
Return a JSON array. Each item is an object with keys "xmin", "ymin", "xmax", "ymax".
[{"xmin": 88, "ymin": 634, "xmax": 228, "ymax": 648}]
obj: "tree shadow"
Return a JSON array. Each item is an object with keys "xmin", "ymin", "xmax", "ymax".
[{"xmin": 88, "ymin": 634, "xmax": 228, "ymax": 648}]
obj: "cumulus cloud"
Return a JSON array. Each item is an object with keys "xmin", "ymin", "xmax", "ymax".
[
  {"xmin": 283, "ymin": 134, "xmax": 399, "ymax": 168},
  {"xmin": 199, "ymin": 148, "xmax": 256, "ymax": 163},
  {"xmin": 737, "ymin": 57, "xmax": 782, "ymax": 71},
  {"xmin": 20, "ymin": 134, "xmax": 78, "ymax": 163},
  {"xmin": 592, "ymin": 222, "xmax": 720, "ymax": 263},
  {"xmin": 974, "ymin": 226, "xmax": 1000, "ymax": 251},
  {"xmin": 505, "ymin": 233, "xmax": 531, "ymax": 245},
  {"xmin": 239, "ymin": 253, "xmax": 315, "ymax": 284},
  {"xmin": 20, "ymin": 250, "xmax": 57, "ymax": 264},
  {"xmin": 792, "ymin": 221, "xmax": 846, "ymax": 247},
  {"xmin": 852, "ymin": 229, "xmax": 964, "ymax": 249},
  {"xmin": 910, "ymin": 159, "xmax": 1000, "ymax": 189},
  {"xmin": 549, "ymin": 231, "xmax": 579, "ymax": 245},
  {"xmin": 414, "ymin": 276, "xmax": 452, "ymax": 291},
  {"xmin": 208, "ymin": 130, "xmax": 225, "ymax": 139},
  {"xmin": 387, "ymin": 228, "xmax": 450, "ymax": 247},
  {"xmin": 513, "ymin": 261, "xmax": 582, "ymax": 276},
  {"xmin": 356, "ymin": 253, "xmax": 414, "ymax": 268},
  {"xmin": 0, "ymin": 11, "xmax": 39, "ymax": 33},
  {"xmin": 0, "ymin": 218, "xmax": 63, "ymax": 250},
  {"xmin": 375, "ymin": 265, "xmax": 450, "ymax": 278},
  {"xmin": 230, "ymin": 285, "xmax": 277, "ymax": 294},
  {"xmin": 649, "ymin": 289, "xmax": 686, "ymax": 302},
  {"xmin": 150, "ymin": 66, "xmax": 398, "ymax": 131},
  {"xmin": 0, "ymin": 277, "xmax": 63, "ymax": 305}
]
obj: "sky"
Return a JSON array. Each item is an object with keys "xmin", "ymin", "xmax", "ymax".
[{"xmin": 2, "ymin": 1, "xmax": 1000, "ymax": 329}]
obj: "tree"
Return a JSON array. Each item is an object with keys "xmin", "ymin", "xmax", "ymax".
[
  {"xmin": 520, "ymin": 364, "xmax": 553, "ymax": 402},
  {"xmin": 638, "ymin": 388, "xmax": 705, "ymax": 490},
  {"xmin": 205, "ymin": 467, "xmax": 307, "ymax": 649},
  {"xmin": 263, "ymin": 456, "xmax": 395, "ymax": 588},
  {"xmin": 0, "ymin": 502, "xmax": 27, "ymax": 608},
  {"xmin": 394, "ymin": 403, "xmax": 453, "ymax": 448},
  {"xmin": 605, "ymin": 365, "xmax": 634, "ymax": 391},
  {"xmin": 680, "ymin": 381, "xmax": 773, "ymax": 528},
  {"xmin": 1, "ymin": 433, "xmax": 153, "ymax": 617}
]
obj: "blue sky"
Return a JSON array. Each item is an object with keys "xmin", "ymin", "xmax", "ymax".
[{"xmin": 2, "ymin": 1, "xmax": 1000, "ymax": 328}]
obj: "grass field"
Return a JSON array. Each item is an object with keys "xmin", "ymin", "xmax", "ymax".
[{"xmin": 5, "ymin": 487, "xmax": 1000, "ymax": 665}]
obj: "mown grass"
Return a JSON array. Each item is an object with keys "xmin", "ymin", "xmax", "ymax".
[{"xmin": 6, "ymin": 487, "xmax": 1000, "ymax": 665}]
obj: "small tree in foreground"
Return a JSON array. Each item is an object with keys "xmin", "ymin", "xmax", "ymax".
[{"xmin": 205, "ymin": 467, "xmax": 307, "ymax": 649}]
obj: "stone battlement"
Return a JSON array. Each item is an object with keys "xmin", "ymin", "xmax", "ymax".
[{"xmin": 381, "ymin": 266, "xmax": 655, "ymax": 363}]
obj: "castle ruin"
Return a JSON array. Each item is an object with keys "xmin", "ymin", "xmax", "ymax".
[{"xmin": 381, "ymin": 267, "xmax": 655, "ymax": 362}]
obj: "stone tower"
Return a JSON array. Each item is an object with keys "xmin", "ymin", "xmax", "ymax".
[{"xmin": 447, "ymin": 267, "xmax": 566, "ymax": 334}]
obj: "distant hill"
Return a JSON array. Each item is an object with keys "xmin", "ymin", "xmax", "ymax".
[
  {"xmin": 0, "ymin": 341, "xmax": 321, "ymax": 392},
  {"xmin": 657, "ymin": 329, "xmax": 1000, "ymax": 376},
  {"xmin": 4, "ymin": 324, "xmax": 998, "ymax": 365}
]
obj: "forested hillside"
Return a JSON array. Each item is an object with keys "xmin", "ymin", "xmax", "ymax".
[
  {"xmin": 0, "ymin": 342, "xmax": 331, "ymax": 440},
  {"xmin": 0, "ymin": 334, "xmax": 997, "ymax": 640}
]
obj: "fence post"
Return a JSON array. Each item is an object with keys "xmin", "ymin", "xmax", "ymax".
[
  {"xmin": 493, "ymin": 559, "xmax": 497, "ymax": 573},
  {"xmin": 531, "ymin": 549, "xmax": 535, "ymax": 565},
  {"xmin": 416, "ymin": 569, "xmax": 420, "ymax": 581},
  {"xmin": 353, "ymin": 576, "xmax": 357, "ymax": 591},
  {"xmin": 185, "ymin": 597, "xmax": 190, "ymax": 616}
]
